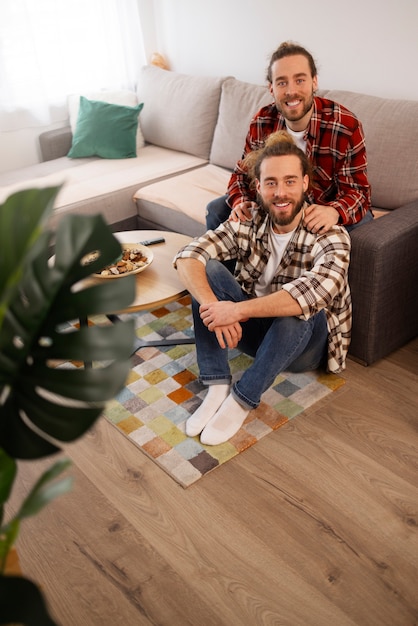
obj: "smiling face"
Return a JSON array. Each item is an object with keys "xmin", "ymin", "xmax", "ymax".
[
  {"xmin": 256, "ymin": 154, "xmax": 309, "ymax": 233},
  {"xmin": 270, "ymin": 54, "xmax": 318, "ymax": 131}
]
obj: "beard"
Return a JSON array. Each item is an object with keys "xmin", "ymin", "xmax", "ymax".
[
  {"xmin": 276, "ymin": 89, "xmax": 315, "ymax": 123},
  {"xmin": 258, "ymin": 192, "xmax": 305, "ymax": 227}
]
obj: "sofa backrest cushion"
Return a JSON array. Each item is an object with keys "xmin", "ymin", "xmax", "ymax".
[
  {"xmin": 319, "ymin": 89, "xmax": 418, "ymax": 210},
  {"xmin": 137, "ymin": 66, "xmax": 224, "ymax": 160},
  {"xmin": 210, "ymin": 77, "xmax": 273, "ymax": 170}
]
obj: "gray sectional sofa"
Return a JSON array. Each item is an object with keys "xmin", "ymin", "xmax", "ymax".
[{"xmin": 1, "ymin": 65, "xmax": 417, "ymax": 366}]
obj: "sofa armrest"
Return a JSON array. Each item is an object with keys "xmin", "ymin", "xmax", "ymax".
[
  {"xmin": 348, "ymin": 201, "xmax": 418, "ymax": 365},
  {"xmin": 39, "ymin": 126, "xmax": 73, "ymax": 161}
]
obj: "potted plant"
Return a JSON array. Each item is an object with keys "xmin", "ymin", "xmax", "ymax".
[{"xmin": 0, "ymin": 186, "xmax": 136, "ymax": 625}]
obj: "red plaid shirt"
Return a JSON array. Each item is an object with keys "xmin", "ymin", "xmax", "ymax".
[{"xmin": 227, "ymin": 97, "xmax": 371, "ymax": 225}]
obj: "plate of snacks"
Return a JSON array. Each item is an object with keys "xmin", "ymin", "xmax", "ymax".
[{"xmin": 94, "ymin": 243, "xmax": 153, "ymax": 278}]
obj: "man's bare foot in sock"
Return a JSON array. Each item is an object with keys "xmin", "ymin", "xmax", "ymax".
[
  {"xmin": 185, "ymin": 384, "xmax": 230, "ymax": 437},
  {"xmin": 200, "ymin": 394, "xmax": 249, "ymax": 445}
]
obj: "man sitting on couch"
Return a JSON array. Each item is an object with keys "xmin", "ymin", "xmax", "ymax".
[
  {"xmin": 206, "ymin": 41, "xmax": 373, "ymax": 235},
  {"xmin": 175, "ymin": 132, "xmax": 351, "ymax": 445}
]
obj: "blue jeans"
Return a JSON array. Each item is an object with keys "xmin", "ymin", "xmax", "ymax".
[
  {"xmin": 206, "ymin": 194, "xmax": 230, "ymax": 230},
  {"xmin": 205, "ymin": 194, "xmax": 374, "ymax": 233},
  {"xmin": 344, "ymin": 208, "xmax": 374, "ymax": 232},
  {"xmin": 192, "ymin": 260, "xmax": 328, "ymax": 410}
]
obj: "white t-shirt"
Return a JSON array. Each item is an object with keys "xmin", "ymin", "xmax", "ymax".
[
  {"xmin": 255, "ymin": 226, "xmax": 295, "ymax": 297},
  {"xmin": 285, "ymin": 126, "xmax": 308, "ymax": 153}
]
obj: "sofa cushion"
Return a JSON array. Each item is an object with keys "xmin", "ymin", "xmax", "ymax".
[
  {"xmin": 210, "ymin": 77, "xmax": 273, "ymax": 170},
  {"xmin": 134, "ymin": 164, "xmax": 230, "ymax": 236},
  {"xmin": 0, "ymin": 146, "xmax": 207, "ymax": 230},
  {"xmin": 320, "ymin": 90, "xmax": 418, "ymax": 210},
  {"xmin": 68, "ymin": 97, "xmax": 143, "ymax": 159},
  {"xmin": 136, "ymin": 66, "xmax": 224, "ymax": 160},
  {"xmin": 67, "ymin": 90, "xmax": 145, "ymax": 152}
]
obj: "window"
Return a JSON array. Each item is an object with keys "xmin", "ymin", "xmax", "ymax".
[{"xmin": 0, "ymin": 0, "xmax": 145, "ymax": 130}]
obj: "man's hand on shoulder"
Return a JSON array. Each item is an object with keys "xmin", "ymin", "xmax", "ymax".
[
  {"xmin": 229, "ymin": 201, "xmax": 257, "ymax": 222},
  {"xmin": 304, "ymin": 204, "xmax": 339, "ymax": 233}
]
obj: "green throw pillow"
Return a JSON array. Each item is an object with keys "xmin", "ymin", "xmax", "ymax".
[{"xmin": 68, "ymin": 96, "xmax": 144, "ymax": 159}]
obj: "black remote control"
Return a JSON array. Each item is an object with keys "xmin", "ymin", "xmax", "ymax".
[{"xmin": 138, "ymin": 237, "xmax": 166, "ymax": 246}]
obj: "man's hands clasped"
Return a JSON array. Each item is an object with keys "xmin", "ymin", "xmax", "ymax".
[{"xmin": 199, "ymin": 301, "xmax": 247, "ymax": 349}]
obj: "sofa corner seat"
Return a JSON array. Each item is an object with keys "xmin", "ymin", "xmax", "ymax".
[
  {"xmin": 348, "ymin": 202, "xmax": 418, "ymax": 365},
  {"xmin": 1, "ymin": 67, "xmax": 417, "ymax": 366}
]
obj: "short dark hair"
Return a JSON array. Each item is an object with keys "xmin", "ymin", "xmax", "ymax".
[{"xmin": 266, "ymin": 41, "xmax": 318, "ymax": 83}]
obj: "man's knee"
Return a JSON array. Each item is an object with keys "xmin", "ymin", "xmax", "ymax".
[
  {"xmin": 345, "ymin": 209, "xmax": 374, "ymax": 234},
  {"xmin": 205, "ymin": 259, "xmax": 242, "ymax": 299},
  {"xmin": 205, "ymin": 259, "xmax": 231, "ymax": 282},
  {"xmin": 206, "ymin": 195, "xmax": 231, "ymax": 230}
]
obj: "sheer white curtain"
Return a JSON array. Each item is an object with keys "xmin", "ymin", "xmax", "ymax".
[{"xmin": 0, "ymin": 0, "xmax": 146, "ymax": 132}]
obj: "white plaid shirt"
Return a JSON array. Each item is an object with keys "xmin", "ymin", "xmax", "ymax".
[{"xmin": 174, "ymin": 205, "xmax": 352, "ymax": 373}]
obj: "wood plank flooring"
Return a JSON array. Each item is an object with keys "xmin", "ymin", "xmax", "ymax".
[{"xmin": 7, "ymin": 337, "xmax": 418, "ymax": 626}]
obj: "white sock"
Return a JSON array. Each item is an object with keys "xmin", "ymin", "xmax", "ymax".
[
  {"xmin": 200, "ymin": 394, "xmax": 249, "ymax": 445},
  {"xmin": 185, "ymin": 384, "xmax": 230, "ymax": 437}
]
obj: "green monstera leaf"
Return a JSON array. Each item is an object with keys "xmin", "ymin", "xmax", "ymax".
[
  {"xmin": 0, "ymin": 575, "xmax": 58, "ymax": 625},
  {"xmin": 0, "ymin": 186, "xmax": 58, "ymax": 325},
  {"xmin": 0, "ymin": 187, "xmax": 136, "ymax": 459},
  {"xmin": 0, "ymin": 186, "xmax": 138, "ymax": 625}
]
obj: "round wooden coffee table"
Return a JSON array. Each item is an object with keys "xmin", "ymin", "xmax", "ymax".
[
  {"xmin": 111, "ymin": 230, "xmax": 194, "ymax": 350},
  {"xmin": 114, "ymin": 229, "xmax": 192, "ymax": 312}
]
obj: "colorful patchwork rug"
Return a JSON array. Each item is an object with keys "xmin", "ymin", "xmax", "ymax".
[{"xmin": 95, "ymin": 295, "xmax": 345, "ymax": 488}]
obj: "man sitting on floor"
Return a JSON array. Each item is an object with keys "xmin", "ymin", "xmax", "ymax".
[{"xmin": 173, "ymin": 132, "xmax": 351, "ymax": 446}]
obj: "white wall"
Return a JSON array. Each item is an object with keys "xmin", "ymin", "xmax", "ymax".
[
  {"xmin": 0, "ymin": 123, "xmax": 64, "ymax": 173},
  {"xmin": 1, "ymin": 0, "xmax": 416, "ymax": 175},
  {"xmin": 152, "ymin": 0, "xmax": 418, "ymax": 100}
]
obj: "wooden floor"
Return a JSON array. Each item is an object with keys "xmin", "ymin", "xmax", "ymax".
[{"xmin": 8, "ymin": 337, "xmax": 418, "ymax": 626}]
